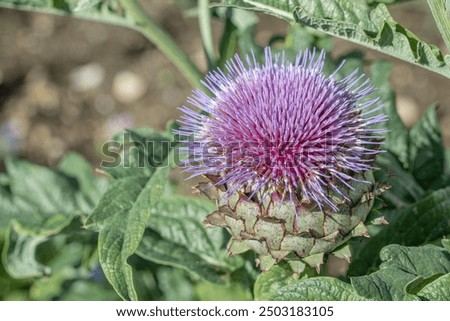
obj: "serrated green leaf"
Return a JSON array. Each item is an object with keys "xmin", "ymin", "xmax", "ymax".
[
  {"xmin": 349, "ymin": 187, "xmax": 450, "ymax": 275},
  {"xmin": 217, "ymin": 0, "xmax": 450, "ymax": 78},
  {"xmin": 295, "ymin": 2, "xmax": 450, "ymax": 78},
  {"xmin": 0, "ymin": 0, "xmax": 131, "ymax": 26},
  {"xmin": 351, "ymin": 244, "xmax": 450, "ymax": 300},
  {"xmin": 85, "ymin": 166, "xmax": 168, "ymax": 301},
  {"xmin": 351, "ymin": 267, "xmax": 418, "ymax": 300},
  {"xmin": 137, "ymin": 195, "xmax": 243, "ymax": 283},
  {"xmin": 253, "ymin": 265, "xmax": 297, "ymax": 301},
  {"xmin": 417, "ymin": 273, "xmax": 450, "ymax": 300},
  {"xmin": 381, "ymin": 244, "xmax": 450, "ymax": 275},
  {"xmin": 270, "ymin": 277, "xmax": 366, "ymax": 301},
  {"xmin": 408, "ymin": 106, "xmax": 446, "ymax": 190}
]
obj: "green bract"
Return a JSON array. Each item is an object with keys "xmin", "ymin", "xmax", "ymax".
[{"xmin": 199, "ymin": 171, "xmax": 386, "ymax": 273}]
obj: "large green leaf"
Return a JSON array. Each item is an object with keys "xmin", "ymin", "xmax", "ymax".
[
  {"xmin": 272, "ymin": 242, "xmax": 450, "ymax": 301},
  {"xmin": 349, "ymin": 187, "xmax": 450, "ymax": 275},
  {"xmin": 416, "ymin": 273, "xmax": 450, "ymax": 301},
  {"xmin": 217, "ymin": 0, "xmax": 450, "ymax": 78},
  {"xmin": 271, "ymin": 277, "xmax": 366, "ymax": 301},
  {"xmin": 137, "ymin": 195, "xmax": 243, "ymax": 283},
  {"xmin": 85, "ymin": 127, "xmax": 175, "ymax": 300},
  {"xmin": 85, "ymin": 167, "xmax": 168, "ymax": 301},
  {"xmin": 351, "ymin": 243, "xmax": 450, "ymax": 300}
]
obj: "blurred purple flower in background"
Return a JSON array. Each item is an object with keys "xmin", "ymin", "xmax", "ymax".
[{"xmin": 176, "ymin": 47, "xmax": 387, "ymax": 211}]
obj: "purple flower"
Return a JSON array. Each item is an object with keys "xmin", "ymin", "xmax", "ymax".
[{"xmin": 175, "ymin": 47, "xmax": 387, "ymax": 211}]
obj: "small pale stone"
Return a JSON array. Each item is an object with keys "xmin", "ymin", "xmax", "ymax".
[
  {"xmin": 112, "ymin": 71, "xmax": 147, "ymax": 104},
  {"xmin": 69, "ymin": 63, "xmax": 105, "ymax": 92},
  {"xmin": 396, "ymin": 96, "xmax": 420, "ymax": 127}
]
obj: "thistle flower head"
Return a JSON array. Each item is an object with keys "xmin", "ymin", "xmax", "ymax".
[{"xmin": 176, "ymin": 47, "xmax": 387, "ymax": 211}]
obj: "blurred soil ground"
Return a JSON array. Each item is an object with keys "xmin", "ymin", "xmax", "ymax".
[{"xmin": 0, "ymin": 1, "xmax": 449, "ymax": 167}]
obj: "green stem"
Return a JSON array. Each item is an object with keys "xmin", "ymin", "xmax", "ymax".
[
  {"xmin": 198, "ymin": 0, "xmax": 216, "ymax": 68},
  {"xmin": 119, "ymin": 0, "xmax": 203, "ymax": 88},
  {"xmin": 427, "ymin": 0, "xmax": 450, "ymax": 53},
  {"xmin": 218, "ymin": 9, "xmax": 238, "ymax": 68}
]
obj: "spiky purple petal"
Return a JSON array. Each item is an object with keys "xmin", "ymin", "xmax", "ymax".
[{"xmin": 175, "ymin": 47, "xmax": 387, "ymax": 211}]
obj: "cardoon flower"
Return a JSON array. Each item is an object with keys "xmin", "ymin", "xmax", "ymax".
[{"xmin": 175, "ymin": 48, "xmax": 388, "ymax": 273}]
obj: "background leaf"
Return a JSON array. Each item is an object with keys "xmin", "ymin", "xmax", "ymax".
[
  {"xmin": 350, "ymin": 187, "xmax": 450, "ymax": 275},
  {"xmin": 0, "ymin": 156, "xmax": 98, "ymax": 281},
  {"xmin": 369, "ymin": 61, "xmax": 409, "ymax": 167},
  {"xmin": 58, "ymin": 152, "xmax": 109, "ymax": 207},
  {"xmin": 2, "ymin": 224, "xmax": 50, "ymax": 279},
  {"xmin": 408, "ymin": 106, "xmax": 446, "ymax": 190},
  {"xmin": 137, "ymin": 195, "xmax": 243, "ymax": 283},
  {"xmin": 156, "ymin": 268, "xmax": 195, "ymax": 301}
]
